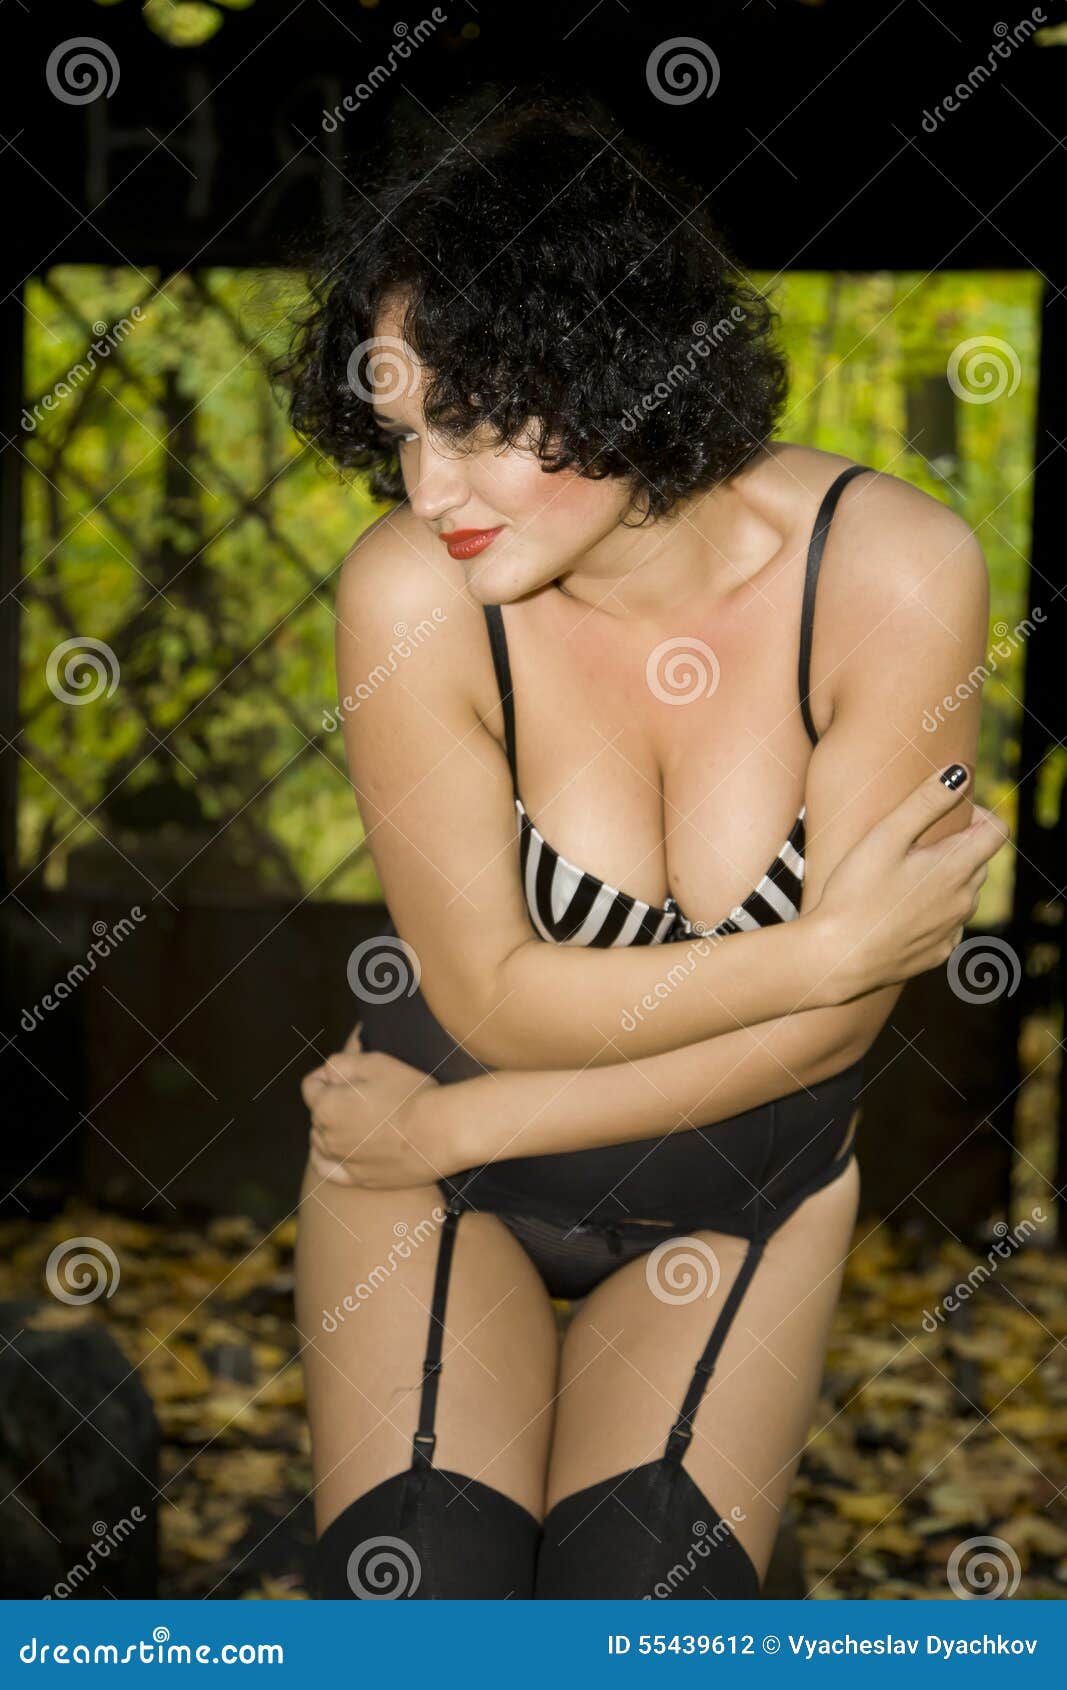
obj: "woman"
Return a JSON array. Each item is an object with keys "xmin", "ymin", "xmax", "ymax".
[{"xmin": 279, "ymin": 91, "xmax": 1008, "ymax": 1599}]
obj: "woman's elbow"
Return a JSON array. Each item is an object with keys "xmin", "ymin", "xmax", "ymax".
[
  {"xmin": 832, "ymin": 986, "xmax": 902, "ymax": 1072},
  {"xmin": 419, "ymin": 973, "xmax": 514, "ymax": 1070}
]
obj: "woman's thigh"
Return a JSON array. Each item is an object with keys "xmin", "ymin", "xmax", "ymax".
[
  {"xmin": 544, "ymin": 1158, "xmax": 861, "ymax": 1585},
  {"xmin": 294, "ymin": 1164, "xmax": 560, "ymax": 1535}
]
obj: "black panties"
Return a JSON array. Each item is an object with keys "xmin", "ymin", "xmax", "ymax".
[{"xmin": 310, "ymin": 1200, "xmax": 777, "ymax": 1599}]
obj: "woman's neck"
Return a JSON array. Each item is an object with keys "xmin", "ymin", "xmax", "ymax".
[{"xmin": 554, "ymin": 448, "xmax": 787, "ymax": 621}]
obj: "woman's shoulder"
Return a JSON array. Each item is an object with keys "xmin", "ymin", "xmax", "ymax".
[
  {"xmin": 773, "ymin": 440, "xmax": 987, "ymax": 601},
  {"xmin": 334, "ymin": 504, "xmax": 495, "ymax": 703},
  {"xmin": 775, "ymin": 444, "xmax": 989, "ymax": 725}
]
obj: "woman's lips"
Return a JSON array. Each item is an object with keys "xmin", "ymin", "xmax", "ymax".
[{"xmin": 439, "ymin": 526, "xmax": 504, "ymax": 560}]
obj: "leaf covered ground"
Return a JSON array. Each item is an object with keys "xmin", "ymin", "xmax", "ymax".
[{"xmin": 2, "ymin": 1204, "xmax": 1065, "ymax": 1600}]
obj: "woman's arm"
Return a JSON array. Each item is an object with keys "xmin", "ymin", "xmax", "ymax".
[
  {"xmin": 336, "ymin": 490, "xmax": 999, "ymax": 1073},
  {"xmin": 309, "ymin": 492, "xmax": 1005, "ymax": 1187}
]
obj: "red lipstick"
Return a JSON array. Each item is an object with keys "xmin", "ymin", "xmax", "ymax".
[{"xmin": 439, "ymin": 526, "xmax": 504, "ymax": 561}]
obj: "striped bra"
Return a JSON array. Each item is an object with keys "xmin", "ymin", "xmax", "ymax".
[{"xmin": 484, "ymin": 463, "xmax": 874, "ymax": 948}]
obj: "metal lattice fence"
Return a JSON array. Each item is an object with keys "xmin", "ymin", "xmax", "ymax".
[{"xmin": 18, "ymin": 265, "xmax": 385, "ymax": 905}]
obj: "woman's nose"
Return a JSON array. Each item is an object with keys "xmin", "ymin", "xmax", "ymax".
[{"xmin": 407, "ymin": 442, "xmax": 471, "ymax": 524}]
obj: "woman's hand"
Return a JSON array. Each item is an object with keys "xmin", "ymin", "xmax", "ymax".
[
  {"xmin": 300, "ymin": 1023, "xmax": 452, "ymax": 1188},
  {"xmin": 811, "ymin": 764, "xmax": 1011, "ymax": 1002}
]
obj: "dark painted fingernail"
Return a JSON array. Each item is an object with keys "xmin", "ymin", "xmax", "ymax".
[{"xmin": 939, "ymin": 764, "xmax": 968, "ymax": 789}]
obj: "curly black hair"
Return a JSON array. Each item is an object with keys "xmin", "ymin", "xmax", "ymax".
[{"xmin": 273, "ymin": 86, "xmax": 789, "ymax": 524}]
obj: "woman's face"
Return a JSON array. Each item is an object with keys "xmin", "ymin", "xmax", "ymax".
[{"xmin": 364, "ymin": 308, "xmax": 636, "ymax": 603}]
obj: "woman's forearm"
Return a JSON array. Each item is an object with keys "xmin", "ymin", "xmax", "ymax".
[
  {"xmin": 448, "ymin": 909, "xmax": 847, "ymax": 1072},
  {"xmin": 428, "ymin": 986, "xmax": 894, "ymax": 1173}
]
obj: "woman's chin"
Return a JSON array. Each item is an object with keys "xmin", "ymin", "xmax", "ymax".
[{"xmin": 463, "ymin": 557, "xmax": 552, "ymax": 606}]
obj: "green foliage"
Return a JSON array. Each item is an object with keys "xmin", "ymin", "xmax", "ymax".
[
  {"xmin": 763, "ymin": 268, "xmax": 1042, "ymax": 927},
  {"xmin": 92, "ymin": 0, "xmax": 258, "ymax": 47},
  {"xmin": 21, "ymin": 266, "xmax": 1040, "ymax": 917},
  {"xmin": 21, "ymin": 266, "xmax": 387, "ymax": 901}
]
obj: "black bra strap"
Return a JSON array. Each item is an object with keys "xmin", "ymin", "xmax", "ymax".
[
  {"xmin": 482, "ymin": 603, "xmax": 518, "ymax": 792},
  {"xmin": 798, "ymin": 464, "xmax": 876, "ymax": 747},
  {"xmin": 412, "ymin": 1201, "xmax": 461, "ymax": 1469}
]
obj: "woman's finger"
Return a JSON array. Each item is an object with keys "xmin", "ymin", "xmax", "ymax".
[
  {"xmin": 874, "ymin": 764, "xmax": 973, "ymax": 857},
  {"xmin": 301, "ymin": 1070, "xmax": 334, "ymax": 1110},
  {"xmin": 320, "ymin": 1051, "xmax": 365, "ymax": 1085},
  {"xmin": 343, "ymin": 1019, "xmax": 364, "ymax": 1055}
]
